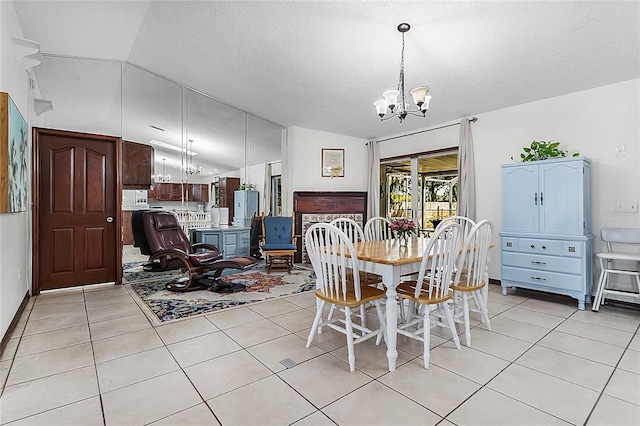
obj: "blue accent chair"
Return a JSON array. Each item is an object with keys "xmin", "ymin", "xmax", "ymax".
[{"xmin": 261, "ymin": 215, "xmax": 297, "ymax": 272}]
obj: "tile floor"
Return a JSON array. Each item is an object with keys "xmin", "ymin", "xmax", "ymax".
[{"xmin": 1, "ymin": 278, "xmax": 639, "ymax": 425}]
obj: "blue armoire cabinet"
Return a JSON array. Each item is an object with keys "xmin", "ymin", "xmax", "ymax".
[
  {"xmin": 233, "ymin": 190, "xmax": 259, "ymax": 227},
  {"xmin": 500, "ymin": 157, "xmax": 593, "ymax": 310}
]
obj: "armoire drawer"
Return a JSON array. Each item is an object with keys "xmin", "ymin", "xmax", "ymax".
[
  {"xmin": 502, "ymin": 266, "xmax": 583, "ymax": 291},
  {"xmin": 518, "ymin": 238, "xmax": 563, "ymax": 255},
  {"xmin": 502, "ymin": 252, "xmax": 582, "ymax": 274}
]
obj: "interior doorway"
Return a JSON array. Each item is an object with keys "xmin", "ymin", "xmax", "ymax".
[{"xmin": 32, "ymin": 128, "xmax": 121, "ymax": 294}]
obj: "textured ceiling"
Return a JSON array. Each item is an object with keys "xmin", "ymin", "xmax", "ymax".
[{"xmin": 13, "ymin": 1, "xmax": 640, "ymax": 142}]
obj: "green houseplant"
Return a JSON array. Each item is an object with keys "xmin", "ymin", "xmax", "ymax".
[{"xmin": 514, "ymin": 140, "xmax": 579, "ymax": 162}]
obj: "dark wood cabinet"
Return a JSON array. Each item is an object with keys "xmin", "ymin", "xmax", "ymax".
[
  {"xmin": 123, "ymin": 141, "xmax": 154, "ymax": 189},
  {"xmin": 148, "ymin": 182, "xmax": 209, "ymax": 203},
  {"xmin": 122, "ymin": 211, "xmax": 133, "ymax": 245},
  {"xmin": 188, "ymin": 184, "xmax": 209, "ymax": 203},
  {"xmin": 217, "ymin": 177, "xmax": 240, "ymax": 225}
]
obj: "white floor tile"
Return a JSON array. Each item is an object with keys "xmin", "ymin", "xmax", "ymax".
[
  {"xmin": 587, "ymin": 394, "xmax": 640, "ymax": 425},
  {"xmin": 516, "ymin": 345, "xmax": 615, "ymax": 391},
  {"xmin": 0, "ymin": 366, "xmax": 99, "ymax": 424},
  {"xmin": 207, "ymin": 375, "xmax": 315, "ymax": 425},
  {"xmin": 247, "ymin": 333, "xmax": 325, "ymax": 373},
  {"xmin": 487, "ymin": 363, "xmax": 599, "ymax": 425},
  {"xmin": 461, "ymin": 327, "xmax": 533, "ymax": 361},
  {"xmin": 155, "ymin": 316, "xmax": 219, "ymax": 345},
  {"xmin": 447, "ymin": 387, "xmax": 568, "ymax": 425},
  {"xmin": 323, "ymin": 381, "xmax": 442, "ymax": 425},
  {"xmin": 7, "ymin": 396, "xmax": 104, "ymax": 426},
  {"xmin": 205, "ymin": 306, "xmax": 265, "ymax": 329},
  {"xmin": 101, "ymin": 370, "xmax": 202, "ymax": 426},
  {"xmin": 429, "ymin": 341, "xmax": 510, "ymax": 384},
  {"xmin": 92, "ymin": 328, "xmax": 164, "ymax": 363},
  {"xmin": 330, "ymin": 338, "xmax": 415, "ymax": 378},
  {"xmin": 556, "ymin": 318, "xmax": 634, "ymax": 348},
  {"xmin": 149, "ymin": 403, "xmax": 221, "ymax": 426},
  {"xmin": 89, "ymin": 313, "xmax": 152, "ymax": 340},
  {"xmin": 291, "ymin": 410, "xmax": 335, "ymax": 425},
  {"xmin": 223, "ymin": 318, "xmax": 289, "ymax": 347},
  {"xmin": 378, "ymin": 359, "xmax": 481, "ymax": 417},
  {"xmin": 570, "ymin": 309, "xmax": 640, "ymax": 333},
  {"xmin": 96, "ymin": 346, "xmax": 180, "ymax": 392},
  {"xmin": 167, "ymin": 331, "xmax": 242, "ymax": 368},
  {"xmin": 538, "ymin": 330, "xmax": 625, "ymax": 366},
  {"xmin": 603, "ymin": 369, "xmax": 640, "ymax": 406},
  {"xmin": 184, "ymin": 350, "xmax": 272, "ymax": 400},
  {"xmin": 497, "ymin": 307, "xmax": 566, "ymax": 329},
  {"xmin": 248, "ymin": 298, "xmax": 300, "ymax": 317},
  {"xmin": 479, "ymin": 315, "xmax": 550, "ymax": 343},
  {"xmin": 22, "ymin": 311, "xmax": 88, "ymax": 336},
  {"xmin": 618, "ymin": 348, "xmax": 640, "ymax": 374},
  {"xmin": 15, "ymin": 324, "xmax": 90, "ymax": 357},
  {"xmin": 7, "ymin": 343, "xmax": 94, "ymax": 386},
  {"xmin": 278, "ymin": 353, "xmax": 371, "ymax": 408}
]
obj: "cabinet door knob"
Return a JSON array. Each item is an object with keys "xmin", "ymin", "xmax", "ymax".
[
  {"xmin": 542, "ymin": 245, "xmax": 547, "ymax": 249},
  {"xmin": 531, "ymin": 244, "xmax": 535, "ymax": 248}
]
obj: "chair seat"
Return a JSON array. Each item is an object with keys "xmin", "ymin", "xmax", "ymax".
[
  {"xmin": 261, "ymin": 243, "xmax": 297, "ymax": 251},
  {"xmin": 314, "ymin": 283, "xmax": 386, "ymax": 308},
  {"xmin": 397, "ymin": 281, "xmax": 454, "ymax": 305},
  {"xmin": 596, "ymin": 252, "xmax": 640, "ymax": 262},
  {"xmin": 189, "ymin": 251, "xmax": 224, "ymax": 267}
]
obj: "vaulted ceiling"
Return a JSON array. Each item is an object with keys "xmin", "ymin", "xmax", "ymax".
[{"xmin": 13, "ymin": 1, "xmax": 640, "ymax": 149}]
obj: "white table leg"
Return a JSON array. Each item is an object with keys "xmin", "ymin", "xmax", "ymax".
[{"xmin": 385, "ymin": 285, "xmax": 398, "ymax": 372}]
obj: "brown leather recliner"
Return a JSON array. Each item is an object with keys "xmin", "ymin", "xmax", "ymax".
[{"xmin": 140, "ymin": 211, "xmax": 257, "ymax": 292}]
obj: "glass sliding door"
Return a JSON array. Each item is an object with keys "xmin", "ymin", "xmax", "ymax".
[{"xmin": 381, "ymin": 151, "xmax": 458, "ymax": 234}]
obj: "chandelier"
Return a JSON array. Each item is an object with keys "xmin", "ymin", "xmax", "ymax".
[
  {"xmin": 374, "ymin": 23, "xmax": 431, "ymax": 122},
  {"xmin": 156, "ymin": 158, "xmax": 171, "ymax": 183},
  {"xmin": 184, "ymin": 139, "xmax": 202, "ymax": 175}
]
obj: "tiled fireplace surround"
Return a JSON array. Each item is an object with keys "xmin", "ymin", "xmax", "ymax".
[{"xmin": 293, "ymin": 191, "xmax": 367, "ymax": 263}]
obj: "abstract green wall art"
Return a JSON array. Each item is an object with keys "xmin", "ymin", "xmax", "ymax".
[{"xmin": 1, "ymin": 92, "xmax": 28, "ymax": 213}]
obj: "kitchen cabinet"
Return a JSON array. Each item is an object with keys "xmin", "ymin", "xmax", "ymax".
[
  {"xmin": 148, "ymin": 183, "xmax": 209, "ymax": 203},
  {"xmin": 188, "ymin": 184, "xmax": 209, "ymax": 203},
  {"xmin": 123, "ymin": 141, "xmax": 154, "ymax": 189},
  {"xmin": 190, "ymin": 227, "xmax": 250, "ymax": 258},
  {"xmin": 500, "ymin": 157, "xmax": 593, "ymax": 309}
]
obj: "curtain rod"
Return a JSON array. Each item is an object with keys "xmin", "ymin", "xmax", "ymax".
[{"xmin": 375, "ymin": 117, "xmax": 477, "ymax": 143}]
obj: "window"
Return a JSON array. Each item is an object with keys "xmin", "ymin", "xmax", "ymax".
[{"xmin": 381, "ymin": 151, "xmax": 458, "ymax": 233}]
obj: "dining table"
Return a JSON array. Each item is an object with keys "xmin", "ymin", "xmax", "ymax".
[{"xmin": 351, "ymin": 236, "xmax": 430, "ymax": 372}]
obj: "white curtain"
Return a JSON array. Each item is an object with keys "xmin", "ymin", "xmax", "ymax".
[
  {"xmin": 457, "ymin": 118, "xmax": 476, "ymax": 220},
  {"xmin": 263, "ymin": 163, "xmax": 272, "ymax": 216},
  {"xmin": 366, "ymin": 141, "xmax": 380, "ymax": 218}
]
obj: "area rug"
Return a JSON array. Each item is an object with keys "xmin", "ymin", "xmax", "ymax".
[{"xmin": 123, "ymin": 261, "xmax": 316, "ymax": 325}]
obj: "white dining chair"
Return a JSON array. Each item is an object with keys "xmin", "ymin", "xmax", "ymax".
[
  {"xmin": 450, "ymin": 220, "xmax": 493, "ymax": 347},
  {"xmin": 364, "ymin": 216, "xmax": 395, "ymax": 241},
  {"xmin": 329, "ymin": 217, "xmax": 381, "ymax": 326},
  {"xmin": 592, "ymin": 228, "xmax": 640, "ymax": 311},
  {"xmin": 305, "ymin": 223, "xmax": 387, "ymax": 372},
  {"xmin": 396, "ymin": 222, "xmax": 463, "ymax": 369}
]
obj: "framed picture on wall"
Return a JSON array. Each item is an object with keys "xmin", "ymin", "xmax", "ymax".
[
  {"xmin": 0, "ymin": 92, "xmax": 28, "ymax": 213},
  {"xmin": 321, "ymin": 148, "xmax": 344, "ymax": 178}
]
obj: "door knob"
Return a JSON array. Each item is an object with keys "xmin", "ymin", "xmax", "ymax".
[{"xmin": 106, "ymin": 216, "xmax": 114, "ymax": 223}]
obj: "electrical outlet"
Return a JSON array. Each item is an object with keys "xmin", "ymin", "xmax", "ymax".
[
  {"xmin": 615, "ymin": 145, "xmax": 626, "ymax": 157},
  {"xmin": 615, "ymin": 201, "xmax": 638, "ymax": 213}
]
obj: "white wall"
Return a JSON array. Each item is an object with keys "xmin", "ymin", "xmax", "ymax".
[
  {"xmin": 287, "ymin": 79, "xmax": 640, "ymax": 285},
  {"xmin": 282, "ymin": 126, "xmax": 369, "ymax": 214},
  {"xmin": 0, "ymin": 0, "xmax": 33, "ymax": 338}
]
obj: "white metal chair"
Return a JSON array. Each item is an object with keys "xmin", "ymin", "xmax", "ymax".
[
  {"xmin": 396, "ymin": 222, "xmax": 463, "ymax": 369},
  {"xmin": 592, "ymin": 228, "xmax": 640, "ymax": 312},
  {"xmin": 305, "ymin": 223, "xmax": 387, "ymax": 372},
  {"xmin": 450, "ymin": 220, "xmax": 493, "ymax": 347},
  {"xmin": 364, "ymin": 216, "xmax": 395, "ymax": 241}
]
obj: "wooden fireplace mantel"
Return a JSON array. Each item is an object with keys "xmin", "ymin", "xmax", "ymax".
[{"xmin": 293, "ymin": 191, "xmax": 367, "ymax": 263}]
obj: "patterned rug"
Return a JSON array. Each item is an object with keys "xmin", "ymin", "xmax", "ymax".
[{"xmin": 123, "ymin": 261, "xmax": 316, "ymax": 324}]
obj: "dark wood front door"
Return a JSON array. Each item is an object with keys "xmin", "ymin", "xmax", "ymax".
[{"xmin": 33, "ymin": 128, "xmax": 121, "ymax": 293}]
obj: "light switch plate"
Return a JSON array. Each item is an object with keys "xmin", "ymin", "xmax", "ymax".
[
  {"xmin": 615, "ymin": 201, "xmax": 638, "ymax": 213},
  {"xmin": 615, "ymin": 145, "xmax": 626, "ymax": 157}
]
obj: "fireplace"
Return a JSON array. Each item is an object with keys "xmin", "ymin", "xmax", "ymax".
[{"xmin": 293, "ymin": 191, "xmax": 367, "ymax": 263}]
